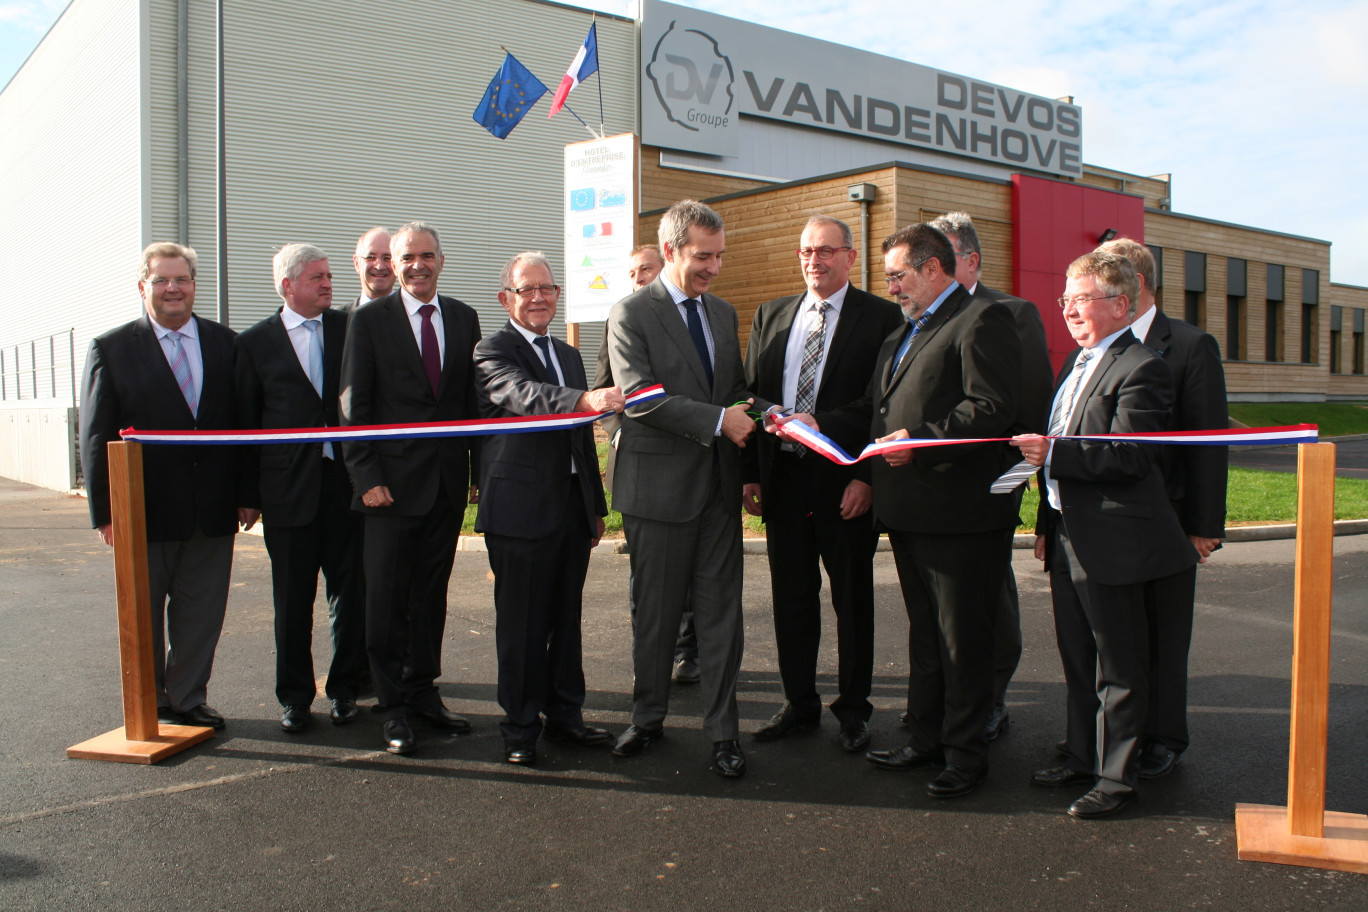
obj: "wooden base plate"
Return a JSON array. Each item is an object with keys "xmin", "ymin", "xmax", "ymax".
[
  {"xmin": 66, "ymin": 724, "xmax": 214, "ymax": 764},
  {"xmin": 1236, "ymin": 803, "xmax": 1368, "ymax": 874}
]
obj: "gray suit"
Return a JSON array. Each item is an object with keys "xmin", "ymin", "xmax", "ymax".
[{"xmin": 605, "ymin": 278, "xmax": 754, "ymax": 740}]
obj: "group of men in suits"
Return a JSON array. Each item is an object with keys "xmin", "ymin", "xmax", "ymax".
[{"xmin": 81, "ymin": 206, "xmax": 1225, "ymax": 805}]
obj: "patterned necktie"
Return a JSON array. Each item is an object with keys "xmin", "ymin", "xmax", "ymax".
[
  {"xmin": 793, "ymin": 300, "xmax": 829, "ymax": 416},
  {"xmin": 418, "ymin": 303, "xmax": 441, "ymax": 396},
  {"xmin": 533, "ymin": 335, "xmax": 562, "ymax": 385},
  {"xmin": 166, "ymin": 330, "xmax": 198, "ymax": 417},
  {"xmin": 682, "ymin": 298, "xmax": 714, "ymax": 388},
  {"xmin": 892, "ymin": 313, "xmax": 931, "ymax": 372},
  {"xmin": 1047, "ymin": 350, "xmax": 1094, "ymax": 437},
  {"xmin": 300, "ymin": 320, "xmax": 333, "ymax": 458}
]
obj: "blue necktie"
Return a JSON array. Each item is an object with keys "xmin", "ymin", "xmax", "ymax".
[
  {"xmin": 682, "ymin": 298, "xmax": 714, "ymax": 388},
  {"xmin": 301, "ymin": 320, "xmax": 333, "ymax": 458},
  {"xmin": 166, "ymin": 330, "xmax": 199, "ymax": 417},
  {"xmin": 892, "ymin": 313, "xmax": 931, "ymax": 372},
  {"xmin": 533, "ymin": 335, "xmax": 562, "ymax": 385}
]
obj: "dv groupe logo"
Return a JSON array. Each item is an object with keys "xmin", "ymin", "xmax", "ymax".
[{"xmin": 645, "ymin": 20, "xmax": 735, "ymax": 135}]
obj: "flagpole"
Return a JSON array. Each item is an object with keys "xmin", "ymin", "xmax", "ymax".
[{"xmin": 593, "ymin": 15, "xmax": 605, "ymax": 136}]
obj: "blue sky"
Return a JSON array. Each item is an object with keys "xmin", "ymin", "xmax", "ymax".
[{"xmin": 5, "ymin": 0, "xmax": 1365, "ymax": 285}]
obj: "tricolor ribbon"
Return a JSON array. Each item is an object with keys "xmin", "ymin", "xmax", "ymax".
[
  {"xmin": 774, "ymin": 418, "xmax": 1320, "ymax": 488},
  {"xmin": 119, "ymin": 384, "xmax": 666, "ymax": 445}
]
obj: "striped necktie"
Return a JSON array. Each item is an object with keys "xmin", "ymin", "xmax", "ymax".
[{"xmin": 166, "ymin": 330, "xmax": 198, "ymax": 416}]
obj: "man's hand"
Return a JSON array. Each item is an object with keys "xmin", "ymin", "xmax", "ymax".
[
  {"xmin": 592, "ymin": 516, "xmax": 606, "ymax": 548},
  {"xmin": 361, "ymin": 485, "xmax": 394, "ymax": 508},
  {"xmin": 238, "ymin": 507, "xmax": 260, "ymax": 532},
  {"xmin": 96, "ymin": 523, "xmax": 113, "ymax": 547},
  {"xmin": 1190, "ymin": 535, "xmax": 1222, "ymax": 563},
  {"xmin": 468, "ymin": 484, "xmax": 480, "ymax": 505},
  {"xmin": 839, "ymin": 479, "xmax": 872, "ymax": 520},
  {"xmin": 578, "ymin": 386, "xmax": 626, "ymax": 414},
  {"xmin": 1034, "ymin": 534, "xmax": 1046, "ymax": 562},
  {"xmin": 876, "ymin": 428, "xmax": 913, "ymax": 466},
  {"xmin": 721, "ymin": 399, "xmax": 756, "ymax": 446},
  {"xmin": 742, "ymin": 483, "xmax": 763, "ymax": 516},
  {"xmin": 1011, "ymin": 434, "xmax": 1050, "ymax": 467},
  {"xmin": 768, "ymin": 412, "xmax": 818, "ymax": 439}
]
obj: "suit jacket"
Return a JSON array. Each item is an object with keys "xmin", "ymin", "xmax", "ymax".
[
  {"xmin": 79, "ymin": 314, "xmax": 239, "ymax": 541},
  {"xmin": 234, "ymin": 307, "xmax": 349, "ymax": 525},
  {"xmin": 826, "ymin": 285, "xmax": 1021, "ymax": 535},
  {"xmin": 742, "ymin": 284, "xmax": 904, "ymax": 518},
  {"xmin": 473, "ymin": 322, "xmax": 607, "ymax": 539},
  {"xmin": 976, "ymin": 284, "xmax": 1054, "ymax": 434},
  {"xmin": 592, "ymin": 332, "xmax": 622, "ymax": 493},
  {"xmin": 1038, "ymin": 331, "xmax": 1197, "ymax": 586},
  {"xmin": 339, "ymin": 291, "xmax": 480, "ymax": 517},
  {"xmin": 604, "ymin": 278, "xmax": 757, "ymax": 523},
  {"xmin": 1141, "ymin": 310, "xmax": 1228, "ymax": 539}
]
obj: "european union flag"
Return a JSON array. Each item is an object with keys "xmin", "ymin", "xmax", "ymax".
[{"xmin": 473, "ymin": 54, "xmax": 548, "ymax": 139}]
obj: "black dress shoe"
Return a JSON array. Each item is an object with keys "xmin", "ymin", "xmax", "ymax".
[
  {"xmin": 1137, "ymin": 743, "xmax": 1181, "ymax": 779},
  {"xmin": 505, "ymin": 739, "xmax": 537, "ymax": 765},
  {"xmin": 673, "ymin": 657, "xmax": 700, "ymax": 686},
  {"xmin": 865, "ymin": 744, "xmax": 944, "ymax": 770},
  {"xmin": 330, "ymin": 698, "xmax": 359, "ymax": 726},
  {"xmin": 1068, "ymin": 788, "xmax": 1137, "ymax": 819},
  {"xmin": 753, "ymin": 704, "xmax": 819, "ymax": 741},
  {"xmin": 418, "ymin": 704, "xmax": 472, "ymax": 734},
  {"xmin": 712, "ymin": 740, "xmax": 747, "ymax": 778},
  {"xmin": 543, "ymin": 722, "xmax": 614, "ymax": 745},
  {"xmin": 612, "ymin": 725, "xmax": 662, "ymax": 757},
  {"xmin": 838, "ymin": 719, "xmax": 871, "ymax": 753},
  {"xmin": 1031, "ymin": 766, "xmax": 1094, "ymax": 788},
  {"xmin": 984, "ymin": 704, "xmax": 1010, "ymax": 741},
  {"xmin": 382, "ymin": 719, "xmax": 416, "ymax": 755},
  {"xmin": 927, "ymin": 765, "xmax": 987, "ymax": 799},
  {"xmin": 183, "ymin": 704, "xmax": 226, "ymax": 730},
  {"xmin": 280, "ymin": 705, "xmax": 311, "ymax": 733}
]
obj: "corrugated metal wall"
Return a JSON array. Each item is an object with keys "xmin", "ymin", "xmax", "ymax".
[{"xmin": 0, "ymin": 0, "xmax": 145, "ymax": 407}]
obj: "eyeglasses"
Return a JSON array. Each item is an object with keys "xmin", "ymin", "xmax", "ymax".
[
  {"xmin": 505, "ymin": 284, "xmax": 560, "ymax": 298},
  {"xmin": 1057, "ymin": 294, "xmax": 1119, "ymax": 309},
  {"xmin": 797, "ymin": 246, "xmax": 851, "ymax": 260},
  {"xmin": 148, "ymin": 278, "xmax": 195, "ymax": 289},
  {"xmin": 885, "ymin": 259, "xmax": 930, "ymax": 285}
]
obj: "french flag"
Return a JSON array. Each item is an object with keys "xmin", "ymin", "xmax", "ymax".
[{"xmin": 548, "ymin": 23, "xmax": 598, "ymax": 117}]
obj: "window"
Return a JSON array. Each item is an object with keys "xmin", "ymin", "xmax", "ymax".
[
  {"xmin": 1301, "ymin": 269, "xmax": 1320, "ymax": 364},
  {"xmin": 1226, "ymin": 258, "xmax": 1246, "ymax": 361},
  {"xmin": 1149, "ymin": 245, "xmax": 1165, "ymax": 313},
  {"xmin": 1330, "ymin": 306, "xmax": 1342, "ymax": 374},
  {"xmin": 1183, "ymin": 251, "xmax": 1206, "ymax": 327},
  {"xmin": 1355, "ymin": 309, "xmax": 1365, "ymax": 376},
  {"xmin": 1266, "ymin": 264, "xmax": 1285, "ymax": 363}
]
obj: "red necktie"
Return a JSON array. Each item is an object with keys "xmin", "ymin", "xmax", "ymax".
[{"xmin": 419, "ymin": 303, "xmax": 441, "ymax": 396}]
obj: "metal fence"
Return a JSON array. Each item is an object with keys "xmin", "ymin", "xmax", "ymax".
[{"xmin": 0, "ymin": 330, "xmax": 78, "ymax": 406}]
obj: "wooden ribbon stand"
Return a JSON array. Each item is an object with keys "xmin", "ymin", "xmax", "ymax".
[
  {"xmin": 67, "ymin": 440, "xmax": 214, "ymax": 763},
  {"xmin": 1236, "ymin": 442, "xmax": 1368, "ymax": 872}
]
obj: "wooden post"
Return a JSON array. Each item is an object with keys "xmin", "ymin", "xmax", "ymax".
[
  {"xmin": 566, "ymin": 321, "xmax": 581, "ymax": 349},
  {"xmin": 67, "ymin": 440, "xmax": 214, "ymax": 763},
  {"xmin": 1236, "ymin": 442, "xmax": 1368, "ymax": 872}
]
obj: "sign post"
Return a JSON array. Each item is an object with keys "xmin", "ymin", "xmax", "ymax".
[{"xmin": 563, "ymin": 132, "xmax": 638, "ymax": 346}]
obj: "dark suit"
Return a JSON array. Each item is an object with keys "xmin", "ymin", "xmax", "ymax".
[
  {"xmin": 79, "ymin": 314, "xmax": 238, "ymax": 713},
  {"xmin": 235, "ymin": 307, "xmax": 365, "ymax": 709},
  {"xmin": 826, "ymin": 283, "xmax": 1020, "ymax": 772},
  {"xmin": 1139, "ymin": 311, "xmax": 1228, "ymax": 754},
  {"xmin": 974, "ymin": 284, "xmax": 1055, "ymax": 710},
  {"xmin": 743, "ymin": 284, "xmax": 903, "ymax": 723},
  {"xmin": 339, "ymin": 291, "xmax": 480, "ymax": 721},
  {"xmin": 1036, "ymin": 330, "xmax": 1196, "ymax": 797},
  {"xmin": 474, "ymin": 322, "xmax": 608, "ymax": 742},
  {"xmin": 605, "ymin": 278, "xmax": 758, "ymax": 741}
]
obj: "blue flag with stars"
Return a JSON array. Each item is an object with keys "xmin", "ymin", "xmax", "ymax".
[{"xmin": 473, "ymin": 53, "xmax": 548, "ymax": 139}]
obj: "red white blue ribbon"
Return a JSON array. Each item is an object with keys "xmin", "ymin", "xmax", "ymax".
[
  {"xmin": 119, "ymin": 384, "xmax": 666, "ymax": 445},
  {"xmin": 778, "ymin": 419, "xmax": 1320, "ymax": 468}
]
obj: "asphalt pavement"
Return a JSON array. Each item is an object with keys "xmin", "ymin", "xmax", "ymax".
[{"xmin": 3, "ymin": 476, "xmax": 1368, "ymax": 910}]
